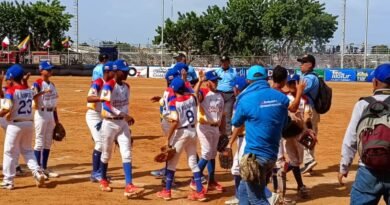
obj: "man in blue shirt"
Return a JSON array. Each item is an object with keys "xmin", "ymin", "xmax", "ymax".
[
  {"xmin": 232, "ymin": 65, "xmax": 289, "ymax": 204},
  {"xmin": 92, "ymin": 54, "xmax": 108, "ymax": 81},
  {"xmin": 215, "ymin": 56, "xmax": 237, "ymax": 136},
  {"xmin": 297, "ymin": 54, "xmax": 320, "ymax": 174}
]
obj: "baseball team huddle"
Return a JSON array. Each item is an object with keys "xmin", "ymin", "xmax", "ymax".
[{"xmin": 1, "ymin": 52, "xmax": 390, "ymax": 205}]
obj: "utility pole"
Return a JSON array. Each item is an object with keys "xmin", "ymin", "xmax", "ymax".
[
  {"xmin": 341, "ymin": 0, "xmax": 346, "ymax": 68},
  {"xmin": 364, "ymin": 0, "xmax": 369, "ymax": 68}
]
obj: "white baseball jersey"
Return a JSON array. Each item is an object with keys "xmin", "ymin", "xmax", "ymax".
[
  {"xmin": 32, "ymin": 79, "xmax": 58, "ymax": 109},
  {"xmin": 168, "ymin": 94, "xmax": 197, "ymax": 128},
  {"xmin": 100, "ymin": 79, "xmax": 130, "ymax": 118},
  {"xmin": 87, "ymin": 78, "xmax": 105, "ymax": 112},
  {"xmin": 3, "ymin": 85, "xmax": 34, "ymax": 121},
  {"xmin": 198, "ymin": 88, "xmax": 224, "ymax": 124}
]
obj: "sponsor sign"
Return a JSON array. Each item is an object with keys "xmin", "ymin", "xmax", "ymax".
[
  {"xmin": 356, "ymin": 69, "xmax": 374, "ymax": 82},
  {"xmin": 325, "ymin": 69, "xmax": 356, "ymax": 82}
]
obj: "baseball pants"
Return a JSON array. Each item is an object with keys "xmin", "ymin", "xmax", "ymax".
[
  {"xmin": 197, "ymin": 124, "xmax": 220, "ymax": 160},
  {"xmin": 100, "ymin": 119, "xmax": 132, "ymax": 164},
  {"xmin": 221, "ymin": 92, "xmax": 235, "ymax": 136},
  {"xmin": 34, "ymin": 110, "xmax": 56, "ymax": 150},
  {"xmin": 284, "ymin": 137, "xmax": 304, "ymax": 167},
  {"xmin": 231, "ymin": 137, "xmax": 245, "ymax": 176},
  {"xmin": 3, "ymin": 122, "xmax": 41, "ymax": 184},
  {"xmin": 85, "ymin": 109, "xmax": 103, "ymax": 151},
  {"xmin": 167, "ymin": 128, "xmax": 199, "ymax": 172},
  {"xmin": 303, "ymin": 110, "xmax": 320, "ymax": 164},
  {"xmin": 0, "ymin": 117, "xmax": 8, "ymax": 129}
]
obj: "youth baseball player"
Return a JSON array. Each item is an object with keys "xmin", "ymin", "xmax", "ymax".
[
  {"xmin": 32, "ymin": 61, "xmax": 60, "ymax": 179},
  {"xmin": 0, "ymin": 64, "xmax": 45, "ymax": 190},
  {"xmin": 156, "ymin": 77, "xmax": 206, "ymax": 202},
  {"xmin": 98, "ymin": 59, "xmax": 144, "ymax": 198},
  {"xmin": 192, "ymin": 70, "xmax": 225, "ymax": 192},
  {"xmin": 86, "ymin": 61, "xmax": 116, "ymax": 182}
]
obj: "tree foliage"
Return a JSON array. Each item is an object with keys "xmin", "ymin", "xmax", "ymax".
[
  {"xmin": 0, "ymin": 0, "xmax": 72, "ymax": 51},
  {"xmin": 153, "ymin": 0, "xmax": 338, "ymax": 56}
]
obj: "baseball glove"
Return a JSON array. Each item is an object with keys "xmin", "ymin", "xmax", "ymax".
[
  {"xmin": 219, "ymin": 148, "xmax": 233, "ymax": 169},
  {"xmin": 240, "ymin": 153, "xmax": 261, "ymax": 183},
  {"xmin": 53, "ymin": 123, "xmax": 66, "ymax": 141},
  {"xmin": 298, "ymin": 129, "xmax": 317, "ymax": 150},
  {"xmin": 282, "ymin": 120, "xmax": 304, "ymax": 139},
  {"xmin": 154, "ymin": 145, "xmax": 176, "ymax": 163},
  {"xmin": 217, "ymin": 134, "xmax": 230, "ymax": 152}
]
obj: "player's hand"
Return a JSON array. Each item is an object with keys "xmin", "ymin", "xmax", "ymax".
[
  {"xmin": 125, "ymin": 115, "xmax": 135, "ymax": 126},
  {"xmin": 296, "ymin": 79, "xmax": 307, "ymax": 93},
  {"xmin": 23, "ymin": 72, "xmax": 31, "ymax": 82},
  {"xmin": 337, "ymin": 172, "xmax": 347, "ymax": 186},
  {"xmin": 150, "ymin": 96, "xmax": 161, "ymax": 103},
  {"xmin": 198, "ymin": 70, "xmax": 205, "ymax": 82},
  {"xmin": 43, "ymin": 88, "xmax": 52, "ymax": 94}
]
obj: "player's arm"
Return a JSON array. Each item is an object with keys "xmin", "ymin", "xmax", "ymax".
[
  {"xmin": 288, "ymin": 80, "xmax": 306, "ymax": 112},
  {"xmin": 166, "ymin": 101, "xmax": 179, "ymax": 146},
  {"xmin": 193, "ymin": 70, "xmax": 205, "ymax": 102},
  {"xmin": 0, "ymin": 91, "xmax": 12, "ymax": 117},
  {"xmin": 227, "ymin": 125, "xmax": 244, "ymax": 149},
  {"xmin": 22, "ymin": 72, "xmax": 31, "ymax": 87},
  {"xmin": 100, "ymin": 83, "xmax": 126, "ymax": 117},
  {"xmin": 87, "ymin": 82, "xmax": 102, "ymax": 103}
]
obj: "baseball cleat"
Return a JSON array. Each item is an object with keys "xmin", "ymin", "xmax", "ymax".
[
  {"xmin": 301, "ymin": 160, "xmax": 317, "ymax": 174},
  {"xmin": 267, "ymin": 192, "xmax": 280, "ymax": 205},
  {"xmin": 16, "ymin": 166, "xmax": 26, "ymax": 177},
  {"xmin": 99, "ymin": 179, "xmax": 112, "ymax": 192},
  {"xmin": 156, "ymin": 188, "xmax": 172, "ymax": 200},
  {"xmin": 207, "ymin": 181, "xmax": 224, "ymax": 192},
  {"xmin": 225, "ymin": 196, "xmax": 239, "ymax": 205},
  {"xmin": 124, "ymin": 184, "xmax": 144, "ymax": 198},
  {"xmin": 188, "ymin": 189, "xmax": 207, "ymax": 202},
  {"xmin": 44, "ymin": 169, "xmax": 60, "ymax": 178},
  {"xmin": 1, "ymin": 181, "xmax": 14, "ymax": 190},
  {"xmin": 33, "ymin": 171, "xmax": 45, "ymax": 188},
  {"xmin": 189, "ymin": 180, "xmax": 197, "ymax": 191},
  {"xmin": 298, "ymin": 185, "xmax": 309, "ymax": 199},
  {"xmin": 151, "ymin": 168, "xmax": 165, "ymax": 178}
]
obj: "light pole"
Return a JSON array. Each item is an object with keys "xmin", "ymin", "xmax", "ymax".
[
  {"xmin": 364, "ymin": 0, "xmax": 369, "ymax": 68},
  {"xmin": 161, "ymin": 0, "xmax": 165, "ymax": 68},
  {"xmin": 341, "ymin": 0, "xmax": 346, "ymax": 68}
]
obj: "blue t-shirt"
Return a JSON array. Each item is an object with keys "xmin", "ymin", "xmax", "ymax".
[
  {"xmin": 215, "ymin": 67, "xmax": 237, "ymax": 92},
  {"xmin": 187, "ymin": 65, "xmax": 198, "ymax": 82},
  {"xmin": 92, "ymin": 64, "xmax": 104, "ymax": 81},
  {"xmin": 303, "ymin": 72, "xmax": 319, "ymax": 105},
  {"xmin": 232, "ymin": 80, "xmax": 289, "ymax": 161}
]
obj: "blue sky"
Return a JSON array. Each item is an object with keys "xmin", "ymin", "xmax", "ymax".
[{"xmin": 30, "ymin": 0, "xmax": 390, "ymax": 46}]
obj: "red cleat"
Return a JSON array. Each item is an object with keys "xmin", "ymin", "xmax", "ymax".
[
  {"xmin": 157, "ymin": 188, "xmax": 172, "ymax": 200},
  {"xmin": 188, "ymin": 189, "xmax": 207, "ymax": 202},
  {"xmin": 99, "ymin": 179, "xmax": 112, "ymax": 192},
  {"xmin": 207, "ymin": 181, "xmax": 224, "ymax": 192},
  {"xmin": 124, "ymin": 184, "xmax": 144, "ymax": 198}
]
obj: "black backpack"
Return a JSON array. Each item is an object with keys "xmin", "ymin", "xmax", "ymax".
[{"xmin": 307, "ymin": 73, "xmax": 332, "ymax": 114}]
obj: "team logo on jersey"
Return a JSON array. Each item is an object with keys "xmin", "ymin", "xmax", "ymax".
[{"xmin": 102, "ymin": 90, "xmax": 109, "ymax": 97}]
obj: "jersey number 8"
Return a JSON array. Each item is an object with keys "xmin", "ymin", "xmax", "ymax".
[{"xmin": 186, "ymin": 110, "xmax": 195, "ymax": 124}]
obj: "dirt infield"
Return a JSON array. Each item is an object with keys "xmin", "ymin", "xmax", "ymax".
[{"xmin": 0, "ymin": 77, "xmax": 385, "ymax": 205}]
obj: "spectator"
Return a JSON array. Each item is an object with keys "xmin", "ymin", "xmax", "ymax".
[
  {"xmin": 338, "ymin": 64, "xmax": 390, "ymax": 204},
  {"xmin": 215, "ymin": 55, "xmax": 237, "ymax": 136},
  {"xmin": 92, "ymin": 54, "xmax": 108, "ymax": 81},
  {"xmin": 297, "ymin": 54, "xmax": 320, "ymax": 174},
  {"xmin": 232, "ymin": 65, "xmax": 289, "ymax": 204}
]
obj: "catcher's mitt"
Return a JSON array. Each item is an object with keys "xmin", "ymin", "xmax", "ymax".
[
  {"xmin": 282, "ymin": 118, "xmax": 304, "ymax": 139},
  {"xmin": 154, "ymin": 145, "xmax": 176, "ymax": 163},
  {"xmin": 219, "ymin": 148, "xmax": 233, "ymax": 169},
  {"xmin": 298, "ymin": 129, "xmax": 317, "ymax": 150},
  {"xmin": 217, "ymin": 134, "xmax": 229, "ymax": 152},
  {"xmin": 53, "ymin": 123, "xmax": 66, "ymax": 141}
]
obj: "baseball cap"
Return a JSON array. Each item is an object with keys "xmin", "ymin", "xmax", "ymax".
[
  {"xmin": 169, "ymin": 77, "xmax": 186, "ymax": 92},
  {"xmin": 103, "ymin": 61, "xmax": 115, "ymax": 71},
  {"xmin": 113, "ymin": 59, "xmax": 129, "ymax": 71},
  {"xmin": 172, "ymin": 62, "xmax": 189, "ymax": 72},
  {"xmin": 6, "ymin": 64, "xmax": 24, "ymax": 81},
  {"xmin": 165, "ymin": 68, "xmax": 180, "ymax": 82},
  {"xmin": 39, "ymin": 61, "xmax": 54, "ymax": 70},
  {"xmin": 230, "ymin": 76, "xmax": 248, "ymax": 92},
  {"xmin": 297, "ymin": 54, "xmax": 316, "ymax": 66},
  {"xmin": 372, "ymin": 64, "xmax": 390, "ymax": 84},
  {"xmin": 205, "ymin": 70, "xmax": 221, "ymax": 81},
  {"xmin": 288, "ymin": 74, "xmax": 300, "ymax": 82},
  {"xmin": 247, "ymin": 65, "xmax": 267, "ymax": 81},
  {"xmin": 220, "ymin": 55, "xmax": 230, "ymax": 61}
]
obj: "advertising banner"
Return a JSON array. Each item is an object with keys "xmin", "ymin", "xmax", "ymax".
[
  {"xmin": 325, "ymin": 69, "xmax": 357, "ymax": 82},
  {"xmin": 295, "ymin": 69, "xmax": 325, "ymax": 78},
  {"xmin": 148, "ymin": 66, "xmax": 169, "ymax": 79},
  {"xmin": 356, "ymin": 69, "xmax": 375, "ymax": 82}
]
